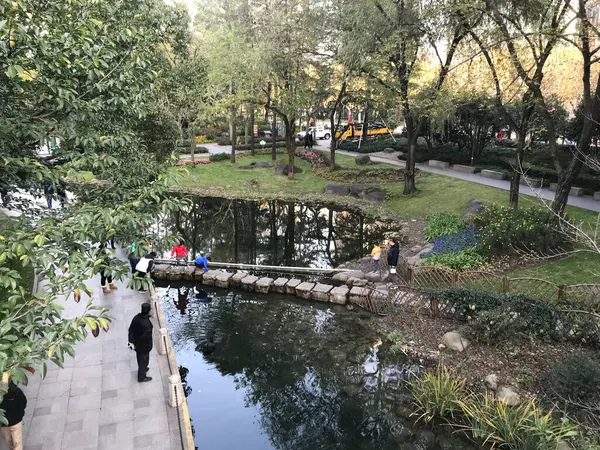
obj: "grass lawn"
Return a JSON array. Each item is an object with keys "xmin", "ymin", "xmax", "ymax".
[
  {"xmin": 507, "ymin": 252, "xmax": 600, "ymax": 285},
  {"xmin": 173, "ymin": 152, "xmax": 597, "ymax": 224}
]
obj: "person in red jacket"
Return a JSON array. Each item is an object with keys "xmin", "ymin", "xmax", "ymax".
[{"xmin": 171, "ymin": 240, "xmax": 189, "ymax": 265}]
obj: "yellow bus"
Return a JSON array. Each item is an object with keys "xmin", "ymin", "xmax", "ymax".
[{"xmin": 335, "ymin": 122, "xmax": 390, "ymax": 142}]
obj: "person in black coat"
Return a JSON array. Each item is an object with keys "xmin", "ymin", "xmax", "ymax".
[
  {"xmin": 128, "ymin": 302, "xmax": 154, "ymax": 382},
  {"xmin": 0, "ymin": 382, "xmax": 27, "ymax": 450},
  {"xmin": 387, "ymin": 238, "xmax": 400, "ymax": 273}
]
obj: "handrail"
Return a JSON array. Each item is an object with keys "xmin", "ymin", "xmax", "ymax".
[{"xmin": 154, "ymin": 259, "xmax": 351, "ymax": 275}]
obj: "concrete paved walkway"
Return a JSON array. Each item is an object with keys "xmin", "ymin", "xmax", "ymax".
[
  {"xmin": 181, "ymin": 141, "xmax": 600, "ymax": 213},
  {"xmin": 0, "ymin": 248, "xmax": 183, "ymax": 450}
]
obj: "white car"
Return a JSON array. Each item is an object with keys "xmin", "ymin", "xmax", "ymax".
[{"xmin": 297, "ymin": 126, "xmax": 331, "ymax": 141}]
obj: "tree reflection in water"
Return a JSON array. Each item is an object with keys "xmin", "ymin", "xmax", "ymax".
[
  {"xmin": 155, "ymin": 197, "xmax": 399, "ymax": 268},
  {"xmin": 159, "ymin": 285, "xmax": 457, "ymax": 450}
]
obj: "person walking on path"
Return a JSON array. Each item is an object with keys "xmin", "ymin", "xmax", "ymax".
[
  {"xmin": 127, "ymin": 242, "xmax": 140, "ymax": 274},
  {"xmin": 128, "ymin": 302, "xmax": 154, "ymax": 383},
  {"xmin": 194, "ymin": 251, "xmax": 209, "ymax": 272},
  {"xmin": 42, "ymin": 180, "xmax": 54, "ymax": 209},
  {"xmin": 371, "ymin": 240, "xmax": 381, "ymax": 272},
  {"xmin": 387, "ymin": 238, "xmax": 400, "ymax": 274},
  {"xmin": 99, "ymin": 243, "xmax": 119, "ymax": 294},
  {"xmin": 135, "ymin": 252, "xmax": 156, "ymax": 293},
  {"xmin": 171, "ymin": 240, "xmax": 189, "ymax": 265},
  {"xmin": 0, "ymin": 382, "xmax": 27, "ymax": 450}
]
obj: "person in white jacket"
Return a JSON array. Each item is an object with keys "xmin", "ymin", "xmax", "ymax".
[{"xmin": 135, "ymin": 252, "xmax": 156, "ymax": 293}]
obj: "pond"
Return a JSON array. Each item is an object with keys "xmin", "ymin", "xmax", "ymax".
[
  {"xmin": 155, "ymin": 197, "xmax": 399, "ymax": 269},
  {"xmin": 158, "ymin": 283, "xmax": 472, "ymax": 450}
]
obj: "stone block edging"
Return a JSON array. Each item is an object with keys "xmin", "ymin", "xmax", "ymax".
[
  {"xmin": 480, "ymin": 169, "xmax": 507, "ymax": 180},
  {"xmin": 594, "ymin": 191, "xmax": 600, "ymax": 201},
  {"xmin": 428, "ymin": 160, "xmax": 450, "ymax": 169},
  {"xmin": 452, "ymin": 164, "xmax": 476, "ymax": 174}
]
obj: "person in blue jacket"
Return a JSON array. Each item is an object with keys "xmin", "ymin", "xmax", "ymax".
[{"xmin": 195, "ymin": 251, "xmax": 209, "ymax": 271}]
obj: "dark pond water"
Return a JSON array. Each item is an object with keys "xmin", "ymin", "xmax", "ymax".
[
  {"xmin": 155, "ymin": 197, "xmax": 399, "ymax": 268},
  {"xmin": 158, "ymin": 283, "xmax": 471, "ymax": 450}
]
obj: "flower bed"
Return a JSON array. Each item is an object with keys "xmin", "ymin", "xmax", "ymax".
[
  {"xmin": 295, "ymin": 151, "xmax": 326, "ymax": 167},
  {"xmin": 175, "ymin": 159, "xmax": 211, "ymax": 166}
]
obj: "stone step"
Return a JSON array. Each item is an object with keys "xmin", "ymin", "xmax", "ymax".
[
  {"xmin": 215, "ymin": 271, "xmax": 234, "ymax": 288},
  {"xmin": 241, "ymin": 275, "xmax": 259, "ymax": 291},
  {"xmin": 311, "ymin": 283, "xmax": 333, "ymax": 302},
  {"xmin": 286, "ymin": 278, "xmax": 302, "ymax": 295},
  {"xmin": 255, "ymin": 277, "xmax": 274, "ymax": 294},
  {"xmin": 272, "ymin": 278, "xmax": 289, "ymax": 293},
  {"xmin": 181, "ymin": 266, "xmax": 196, "ymax": 281},
  {"xmin": 295, "ymin": 282, "xmax": 315, "ymax": 299},
  {"xmin": 329, "ymin": 286, "xmax": 349, "ymax": 305},
  {"xmin": 201, "ymin": 270, "xmax": 220, "ymax": 286},
  {"xmin": 349, "ymin": 286, "xmax": 369, "ymax": 303},
  {"xmin": 230, "ymin": 271, "xmax": 249, "ymax": 287}
]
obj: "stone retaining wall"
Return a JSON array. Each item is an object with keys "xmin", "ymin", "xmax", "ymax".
[
  {"xmin": 480, "ymin": 169, "xmax": 506, "ymax": 180},
  {"xmin": 452, "ymin": 164, "xmax": 476, "ymax": 174},
  {"xmin": 151, "ymin": 263, "xmax": 392, "ymax": 307},
  {"xmin": 428, "ymin": 160, "xmax": 450, "ymax": 169}
]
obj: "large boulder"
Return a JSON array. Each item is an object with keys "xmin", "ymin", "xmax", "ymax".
[
  {"xmin": 383, "ymin": 147, "xmax": 396, "ymax": 153},
  {"xmin": 484, "ymin": 374, "xmax": 499, "ymax": 391},
  {"xmin": 364, "ymin": 271, "xmax": 382, "ymax": 282},
  {"xmin": 256, "ymin": 161, "xmax": 272, "ymax": 168},
  {"xmin": 324, "ymin": 184, "xmax": 351, "ymax": 196},
  {"xmin": 274, "ymin": 163, "xmax": 302, "ymax": 176},
  {"xmin": 441, "ymin": 331, "xmax": 470, "ymax": 352},
  {"xmin": 496, "ymin": 386, "xmax": 521, "ymax": 406},
  {"xmin": 355, "ymin": 155, "xmax": 371, "ymax": 165},
  {"xmin": 464, "ymin": 198, "xmax": 484, "ymax": 222},
  {"xmin": 362, "ymin": 189, "xmax": 386, "ymax": 202}
]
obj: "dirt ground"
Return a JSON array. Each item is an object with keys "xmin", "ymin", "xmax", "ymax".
[{"xmin": 376, "ymin": 309, "xmax": 598, "ymax": 400}]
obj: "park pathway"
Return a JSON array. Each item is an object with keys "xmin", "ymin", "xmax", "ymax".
[
  {"xmin": 0, "ymin": 247, "xmax": 183, "ymax": 450},
  {"xmin": 182, "ymin": 141, "xmax": 600, "ymax": 213}
]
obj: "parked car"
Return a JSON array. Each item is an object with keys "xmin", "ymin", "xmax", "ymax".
[{"xmin": 297, "ymin": 126, "xmax": 332, "ymax": 141}]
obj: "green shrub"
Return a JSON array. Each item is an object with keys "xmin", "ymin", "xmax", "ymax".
[
  {"xmin": 209, "ymin": 152, "xmax": 230, "ymax": 162},
  {"xmin": 432, "ymin": 288, "xmax": 561, "ymax": 341},
  {"xmin": 459, "ymin": 394, "xmax": 578, "ymax": 450},
  {"xmin": 422, "ymin": 249, "xmax": 486, "ymax": 270},
  {"xmin": 314, "ymin": 167, "xmax": 404, "ymax": 183},
  {"xmin": 424, "ymin": 212, "xmax": 466, "ymax": 240},
  {"xmin": 475, "ymin": 204, "xmax": 567, "ymax": 256},
  {"xmin": 460, "ymin": 308, "xmax": 519, "ymax": 344},
  {"xmin": 411, "ymin": 365, "xmax": 465, "ymax": 423},
  {"xmin": 196, "ymin": 146, "xmax": 209, "ymax": 154},
  {"xmin": 544, "ymin": 354, "xmax": 600, "ymax": 404}
]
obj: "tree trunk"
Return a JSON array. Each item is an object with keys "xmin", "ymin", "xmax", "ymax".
[
  {"xmin": 250, "ymin": 107, "xmax": 255, "ymax": 156},
  {"xmin": 329, "ymin": 80, "xmax": 346, "ymax": 171},
  {"xmin": 229, "ymin": 117, "xmax": 236, "ymax": 164},
  {"xmin": 271, "ymin": 113, "xmax": 277, "ymax": 161},
  {"xmin": 285, "ymin": 202, "xmax": 295, "ymax": 266},
  {"xmin": 244, "ymin": 115, "xmax": 249, "ymax": 146},
  {"xmin": 551, "ymin": 158, "xmax": 584, "ymax": 218},
  {"xmin": 403, "ymin": 117, "xmax": 421, "ymax": 195},
  {"xmin": 509, "ymin": 136, "xmax": 526, "ymax": 208},
  {"xmin": 285, "ymin": 120, "xmax": 296, "ymax": 180},
  {"xmin": 189, "ymin": 125, "xmax": 195, "ymax": 162}
]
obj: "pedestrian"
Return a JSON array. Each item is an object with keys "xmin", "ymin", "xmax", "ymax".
[
  {"xmin": 303, "ymin": 131, "xmax": 310, "ymax": 149},
  {"xmin": 194, "ymin": 251, "xmax": 209, "ymax": 272},
  {"xmin": 107, "ymin": 232, "xmax": 116, "ymax": 250},
  {"xmin": 387, "ymin": 238, "xmax": 400, "ymax": 274},
  {"xmin": 0, "ymin": 382, "xmax": 27, "ymax": 450},
  {"xmin": 134, "ymin": 252, "xmax": 156, "ymax": 293},
  {"xmin": 128, "ymin": 302, "xmax": 153, "ymax": 383},
  {"xmin": 171, "ymin": 240, "xmax": 189, "ymax": 265},
  {"xmin": 307, "ymin": 132, "xmax": 314, "ymax": 149},
  {"xmin": 56, "ymin": 180, "xmax": 67, "ymax": 207},
  {"xmin": 127, "ymin": 242, "xmax": 140, "ymax": 274},
  {"xmin": 99, "ymin": 243, "xmax": 118, "ymax": 294},
  {"xmin": 42, "ymin": 180, "xmax": 54, "ymax": 209},
  {"xmin": 371, "ymin": 240, "xmax": 381, "ymax": 272}
]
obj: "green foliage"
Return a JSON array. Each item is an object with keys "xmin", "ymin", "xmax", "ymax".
[
  {"xmin": 543, "ymin": 354, "xmax": 600, "ymax": 404},
  {"xmin": 196, "ymin": 147, "xmax": 210, "ymax": 154},
  {"xmin": 411, "ymin": 365, "xmax": 464, "ymax": 423},
  {"xmin": 460, "ymin": 308, "xmax": 518, "ymax": 344},
  {"xmin": 422, "ymin": 249, "xmax": 486, "ymax": 270},
  {"xmin": 424, "ymin": 212, "xmax": 465, "ymax": 240},
  {"xmin": 386, "ymin": 330, "xmax": 405, "ymax": 355},
  {"xmin": 209, "ymin": 153, "xmax": 231, "ymax": 162},
  {"xmin": 475, "ymin": 204, "xmax": 567, "ymax": 256},
  {"xmin": 459, "ymin": 395, "xmax": 578, "ymax": 450}
]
